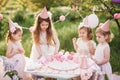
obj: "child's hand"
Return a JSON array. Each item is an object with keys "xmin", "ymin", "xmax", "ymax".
[
  {"xmin": 37, "ymin": 56, "xmax": 42, "ymax": 59},
  {"xmin": 14, "ymin": 49, "xmax": 20, "ymax": 54},
  {"xmin": 17, "ymin": 48, "xmax": 25, "ymax": 54},
  {"xmin": 72, "ymin": 38, "xmax": 77, "ymax": 44},
  {"xmin": 92, "ymin": 57, "xmax": 99, "ymax": 64}
]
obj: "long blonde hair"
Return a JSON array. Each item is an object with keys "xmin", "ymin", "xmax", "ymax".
[{"xmin": 33, "ymin": 15, "xmax": 53, "ymax": 45}]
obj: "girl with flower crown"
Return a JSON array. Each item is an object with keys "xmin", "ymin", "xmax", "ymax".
[
  {"xmin": 72, "ymin": 16, "xmax": 100, "ymax": 80},
  {"xmin": 30, "ymin": 7, "xmax": 60, "ymax": 80}
]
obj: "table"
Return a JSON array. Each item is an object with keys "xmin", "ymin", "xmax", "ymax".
[
  {"xmin": 25, "ymin": 66, "xmax": 80, "ymax": 80},
  {"xmin": 24, "ymin": 57, "xmax": 96, "ymax": 80}
]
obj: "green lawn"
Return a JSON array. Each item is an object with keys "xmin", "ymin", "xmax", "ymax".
[{"xmin": 0, "ymin": 18, "xmax": 120, "ymax": 73}]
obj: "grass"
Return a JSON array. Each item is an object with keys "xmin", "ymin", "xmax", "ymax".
[{"xmin": 0, "ymin": 17, "xmax": 120, "ymax": 73}]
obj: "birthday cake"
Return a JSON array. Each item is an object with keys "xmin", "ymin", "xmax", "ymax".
[{"xmin": 48, "ymin": 51, "xmax": 79, "ymax": 71}]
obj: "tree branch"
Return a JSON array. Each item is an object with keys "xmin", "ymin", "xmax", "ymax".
[{"xmin": 99, "ymin": 0, "xmax": 120, "ymax": 34}]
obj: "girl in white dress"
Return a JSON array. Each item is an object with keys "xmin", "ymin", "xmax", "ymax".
[
  {"xmin": 93, "ymin": 20, "xmax": 112, "ymax": 80},
  {"xmin": 72, "ymin": 17, "xmax": 100, "ymax": 80},
  {"xmin": 5, "ymin": 19, "xmax": 31, "ymax": 80},
  {"xmin": 30, "ymin": 7, "xmax": 60, "ymax": 61},
  {"xmin": 30, "ymin": 7, "xmax": 60, "ymax": 80}
]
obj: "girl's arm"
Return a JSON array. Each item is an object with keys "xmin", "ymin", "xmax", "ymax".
[
  {"xmin": 6, "ymin": 43, "xmax": 15, "ymax": 58},
  {"xmin": 18, "ymin": 43, "xmax": 25, "ymax": 54},
  {"xmin": 53, "ymin": 30, "xmax": 60, "ymax": 53},
  {"xmin": 72, "ymin": 38, "xmax": 78, "ymax": 51},
  {"xmin": 88, "ymin": 41, "xmax": 95, "ymax": 55},
  {"xmin": 96, "ymin": 47, "xmax": 110, "ymax": 65}
]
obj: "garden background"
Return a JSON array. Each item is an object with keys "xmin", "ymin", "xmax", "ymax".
[{"xmin": 0, "ymin": 0, "xmax": 120, "ymax": 74}]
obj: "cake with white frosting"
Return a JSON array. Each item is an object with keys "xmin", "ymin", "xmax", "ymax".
[{"xmin": 48, "ymin": 52, "xmax": 79, "ymax": 70}]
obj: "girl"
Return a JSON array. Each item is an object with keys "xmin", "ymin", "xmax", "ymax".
[
  {"xmin": 30, "ymin": 6, "xmax": 60, "ymax": 63},
  {"xmin": 72, "ymin": 17, "xmax": 100, "ymax": 80},
  {"xmin": 30, "ymin": 7, "xmax": 60, "ymax": 80},
  {"xmin": 93, "ymin": 20, "xmax": 112, "ymax": 80},
  {"xmin": 5, "ymin": 19, "xmax": 31, "ymax": 80}
]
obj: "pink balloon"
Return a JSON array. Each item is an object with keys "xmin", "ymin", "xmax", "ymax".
[
  {"xmin": 59, "ymin": 15, "xmax": 66, "ymax": 21},
  {"xmin": 0, "ymin": 13, "xmax": 3, "ymax": 20},
  {"xmin": 114, "ymin": 13, "xmax": 120, "ymax": 19}
]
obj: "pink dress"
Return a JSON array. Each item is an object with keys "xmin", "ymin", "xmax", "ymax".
[
  {"xmin": 76, "ymin": 38, "xmax": 100, "ymax": 71},
  {"xmin": 94, "ymin": 43, "xmax": 112, "ymax": 80},
  {"xmin": 3, "ymin": 42, "xmax": 26, "ymax": 80}
]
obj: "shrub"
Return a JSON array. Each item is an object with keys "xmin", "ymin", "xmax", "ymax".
[{"xmin": 51, "ymin": 7, "xmax": 80, "ymax": 22}]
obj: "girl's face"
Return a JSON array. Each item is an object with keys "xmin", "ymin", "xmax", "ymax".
[
  {"xmin": 40, "ymin": 21, "xmax": 49, "ymax": 31},
  {"xmin": 12, "ymin": 31, "xmax": 22, "ymax": 41},
  {"xmin": 79, "ymin": 29, "xmax": 88, "ymax": 40},
  {"xmin": 96, "ymin": 33, "xmax": 106, "ymax": 43}
]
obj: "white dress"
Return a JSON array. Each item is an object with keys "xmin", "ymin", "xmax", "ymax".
[
  {"xmin": 3, "ymin": 42, "xmax": 26, "ymax": 80},
  {"xmin": 30, "ymin": 31, "xmax": 57, "ymax": 62},
  {"xmin": 94, "ymin": 43, "xmax": 112, "ymax": 80},
  {"xmin": 76, "ymin": 38, "xmax": 100, "ymax": 71}
]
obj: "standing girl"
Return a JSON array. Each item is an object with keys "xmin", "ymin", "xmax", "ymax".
[
  {"xmin": 93, "ymin": 20, "xmax": 112, "ymax": 80},
  {"xmin": 5, "ymin": 19, "xmax": 30, "ymax": 80},
  {"xmin": 72, "ymin": 17, "xmax": 100, "ymax": 80}
]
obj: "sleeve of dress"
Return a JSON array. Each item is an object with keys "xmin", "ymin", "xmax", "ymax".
[{"xmin": 52, "ymin": 30, "xmax": 60, "ymax": 53}]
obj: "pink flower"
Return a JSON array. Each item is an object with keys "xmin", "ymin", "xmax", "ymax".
[
  {"xmin": 114, "ymin": 13, "xmax": 120, "ymax": 19},
  {"xmin": 29, "ymin": 27, "xmax": 35, "ymax": 32},
  {"xmin": 71, "ymin": 5, "xmax": 77, "ymax": 11},
  {"xmin": 10, "ymin": 26, "xmax": 16, "ymax": 33},
  {"xmin": 54, "ymin": 54, "xmax": 64, "ymax": 62},
  {"xmin": 70, "ymin": 52, "xmax": 75, "ymax": 55},
  {"xmin": 0, "ymin": 13, "xmax": 3, "ymax": 20},
  {"xmin": 67, "ymin": 53, "xmax": 74, "ymax": 60},
  {"xmin": 59, "ymin": 15, "xmax": 66, "ymax": 21}
]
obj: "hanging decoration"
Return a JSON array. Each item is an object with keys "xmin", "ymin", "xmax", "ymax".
[
  {"xmin": 112, "ymin": 0, "xmax": 120, "ymax": 3},
  {"xmin": 0, "ymin": 13, "xmax": 3, "ymax": 20},
  {"xmin": 71, "ymin": 5, "xmax": 77, "ymax": 11},
  {"xmin": 1, "ymin": 5, "xmax": 99, "ymax": 33},
  {"xmin": 59, "ymin": 15, "xmax": 66, "ymax": 21}
]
